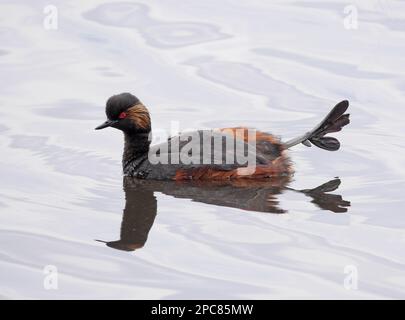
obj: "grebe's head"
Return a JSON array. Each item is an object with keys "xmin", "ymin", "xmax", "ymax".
[{"xmin": 95, "ymin": 93, "xmax": 151, "ymax": 133}]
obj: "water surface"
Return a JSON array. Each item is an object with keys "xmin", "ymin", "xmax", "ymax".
[{"xmin": 1, "ymin": 0, "xmax": 405, "ymax": 299}]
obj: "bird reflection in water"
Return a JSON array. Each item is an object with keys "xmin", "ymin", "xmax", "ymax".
[{"xmin": 96, "ymin": 177, "xmax": 350, "ymax": 252}]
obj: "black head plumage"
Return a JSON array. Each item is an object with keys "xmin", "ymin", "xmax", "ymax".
[{"xmin": 106, "ymin": 92, "xmax": 139, "ymax": 120}]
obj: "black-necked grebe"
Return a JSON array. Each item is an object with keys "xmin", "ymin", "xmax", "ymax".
[{"xmin": 95, "ymin": 93, "xmax": 350, "ymax": 180}]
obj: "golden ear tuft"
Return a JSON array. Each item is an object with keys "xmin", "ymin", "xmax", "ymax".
[{"xmin": 127, "ymin": 103, "xmax": 151, "ymax": 130}]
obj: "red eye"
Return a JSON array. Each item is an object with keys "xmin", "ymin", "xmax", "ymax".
[{"xmin": 119, "ymin": 112, "xmax": 127, "ymax": 119}]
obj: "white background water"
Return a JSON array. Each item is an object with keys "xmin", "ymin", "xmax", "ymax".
[{"xmin": 1, "ymin": 0, "xmax": 405, "ymax": 299}]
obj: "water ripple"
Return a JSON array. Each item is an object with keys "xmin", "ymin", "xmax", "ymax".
[{"xmin": 83, "ymin": 2, "xmax": 230, "ymax": 48}]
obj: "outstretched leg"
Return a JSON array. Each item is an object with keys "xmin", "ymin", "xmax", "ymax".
[{"xmin": 284, "ymin": 100, "xmax": 350, "ymax": 151}]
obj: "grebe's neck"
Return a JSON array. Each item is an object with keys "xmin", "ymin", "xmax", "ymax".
[{"xmin": 123, "ymin": 132, "xmax": 151, "ymax": 173}]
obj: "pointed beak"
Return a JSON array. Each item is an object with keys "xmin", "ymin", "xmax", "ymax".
[{"xmin": 95, "ymin": 119, "xmax": 118, "ymax": 130}]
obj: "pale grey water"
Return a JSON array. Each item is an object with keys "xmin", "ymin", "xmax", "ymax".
[{"xmin": 1, "ymin": 0, "xmax": 405, "ymax": 299}]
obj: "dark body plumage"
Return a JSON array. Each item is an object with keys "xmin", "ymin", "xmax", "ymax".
[
  {"xmin": 122, "ymin": 128, "xmax": 291, "ymax": 180},
  {"xmin": 96, "ymin": 93, "xmax": 350, "ymax": 181}
]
